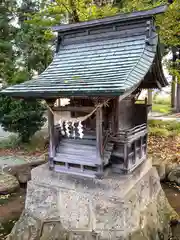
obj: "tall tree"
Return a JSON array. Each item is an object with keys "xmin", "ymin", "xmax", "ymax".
[
  {"xmin": 18, "ymin": 0, "xmax": 180, "ymax": 113},
  {"xmin": 16, "ymin": 0, "xmax": 53, "ymax": 75},
  {"xmin": 157, "ymin": 0, "xmax": 180, "ymax": 111},
  {"xmin": 0, "ymin": 0, "xmax": 17, "ymax": 85},
  {"xmin": 119, "ymin": 0, "xmax": 180, "ymax": 111},
  {"xmin": 28, "ymin": 0, "xmax": 119, "ymax": 28},
  {"xmin": 0, "ymin": 0, "xmax": 47, "ymax": 143}
]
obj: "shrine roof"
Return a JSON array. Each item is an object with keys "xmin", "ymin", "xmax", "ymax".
[{"xmin": 1, "ymin": 5, "xmax": 168, "ymax": 99}]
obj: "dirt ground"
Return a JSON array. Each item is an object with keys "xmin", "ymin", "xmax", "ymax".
[{"xmin": 0, "ymin": 189, "xmax": 26, "ymax": 239}]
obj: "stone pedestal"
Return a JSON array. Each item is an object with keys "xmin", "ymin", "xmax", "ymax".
[{"xmin": 8, "ymin": 160, "xmax": 177, "ymax": 240}]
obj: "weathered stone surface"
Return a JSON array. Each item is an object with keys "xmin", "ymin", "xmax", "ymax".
[
  {"xmin": 15, "ymin": 165, "xmax": 31, "ymax": 184},
  {"xmin": 6, "ymin": 211, "xmax": 41, "ymax": 240},
  {"xmin": 0, "ymin": 173, "xmax": 19, "ymax": 194},
  {"xmin": 58, "ymin": 189, "xmax": 92, "ymax": 229},
  {"xmin": 165, "ymin": 163, "xmax": 179, "ymax": 177},
  {"xmin": 168, "ymin": 167, "xmax": 180, "ymax": 185},
  {"xmin": 25, "ymin": 181, "xmax": 59, "ymax": 219},
  {"xmin": 170, "ymin": 220, "xmax": 180, "ymax": 239},
  {"xmin": 40, "ymin": 221, "xmax": 68, "ymax": 240},
  {"xmin": 0, "ymin": 156, "xmax": 47, "ymax": 184},
  {"xmin": 6, "ymin": 160, "xmax": 179, "ymax": 240},
  {"xmin": 153, "ymin": 163, "xmax": 166, "ymax": 181}
]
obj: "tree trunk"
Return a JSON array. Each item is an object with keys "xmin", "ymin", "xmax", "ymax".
[
  {"xmin": 68, "ymin": 0, "xmax": 79, "ymax": 23},
  {"xmin": 147, "ymin": 89, "xmax": 153, "ymax": 105},
  {"xmin": 171, "ymin": 48, "xmax": 177, "ymax": 110},
  {"xmin": 171, "ymin": 77, "xmax": 176, "ymax": 109},
  {"xmin": 176, "ymin": 83, "xmax": 180, "ymax": 113}
]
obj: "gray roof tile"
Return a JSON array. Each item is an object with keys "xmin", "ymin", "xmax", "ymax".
[{"xmin": 2, "ymin": 6, "xmax": 168, "ymax": 98}]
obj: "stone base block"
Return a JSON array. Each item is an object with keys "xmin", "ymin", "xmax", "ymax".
[{"xmin": 7, "ymin": 159, "xmax": 178, "ymax": 240}]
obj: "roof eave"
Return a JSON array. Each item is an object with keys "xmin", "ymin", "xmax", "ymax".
[{"xmin": 1, "ymin": 90, "xmax": 126, "ymax": 99}]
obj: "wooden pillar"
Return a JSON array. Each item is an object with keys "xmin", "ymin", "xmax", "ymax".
[
  {"xmin": 134, "ymin": 140, "xmax": 137, "ymax": 164},
  {"xmin": 96, "ymin": 106, "xmax": 103, "ymax": 164},
  {"xmin": 46, "ymin": 99, "xmax": 56, "ymax": 170},
  {"xmin": 140, "ymin": 136, "xmax": 143, "ymax": 158},
  {"xmin": 124, "ymin": 144, "xmax": 128, "ymax": 170},
  {"xmin": 111, "ymin": 97, "xmax": 119, "ymax": 135}
]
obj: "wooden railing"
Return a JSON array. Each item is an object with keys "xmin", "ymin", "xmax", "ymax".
[
  {"xmin": 111, "ymin": 124, "xmax": 147, "ymax": 143},
  {"xmin": 111, "ymin": 124, "xmax": 148, "ymax": 174}
]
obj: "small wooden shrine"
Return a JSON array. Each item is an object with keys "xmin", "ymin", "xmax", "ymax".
[{"xmin": 2, "ymin": 5, "xmax": 168, "ymax": 178}]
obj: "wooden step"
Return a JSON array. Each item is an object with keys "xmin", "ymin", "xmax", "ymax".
[
  {"xmin": 112, "ymin": 151, "xmax": 124, "ymax": 158},
  {"xmin": 58, "ymin": 142, "xmax": 96, "ymax": 151},
  {"xmin": 54, "ymin": 152, "xmax": 100, "ymax": 165},
  {"xmin": 54, "ymin": 165, "xmax": 99, "ymax": 178},
  {"xmin": 60, "ymin": 138, "xmax": 96, "ymax": 146}
]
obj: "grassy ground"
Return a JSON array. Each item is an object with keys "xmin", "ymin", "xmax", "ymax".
[
  {"xmin": 152, "ymin": 95, "xmax": 171, "ymax": 114},
  {"xmin": 148, "ymin": 119, "xmax": 180, "ymax": 164},
  {"xmin": 152, "ymin": 104, "xmax": 171, "ymax": 114},
  {"xmin": 0, "ymin": 132, "xmax": 48, "ymax": 157}
]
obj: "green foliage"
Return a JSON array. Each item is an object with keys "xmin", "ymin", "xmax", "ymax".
[
  {"xmin": 21, "ymin": 132, "xmax": 48, "ymax": 153},
  {"xmin": 148, "ymin": 119, "xmax": 180, "ymax": 137},
  {"xmin": 149, "ymin": 127, "xmax": 169, "ymax": 137},
  {"xmin": 28, "ymin": 0, "xmax": 119, "ymax": 31},
  {"xmin": 16, "ymin": 0, "xmax": 53, "ymax": 74},
  {"xmin": 156, "ymin": 0, "xmax": 180, "ymax": 85},
  {"xmin": 157, "ymin": 0, "xmax": 180, "ymax": 47},
  {"xmin": 120, "ymin": 0, "xmax": 164, "ymax": 12},
  {"xmin": 0, "ymin": 0, "xmax": 17, "ymax": 84},
  {"xmin": 0, "ymin": 96, "xmax": 46, "ymax": 142},
  {"xmin": 0, "ymin": 132, "xmax": 47, "ymax": 153},
  {"xmin": 0, "ymin": 135, "xmax": 19, "ymax": 149},
  {"xmin": 0, "ymin": 0, "xmax": 51, "ymax": 143}
]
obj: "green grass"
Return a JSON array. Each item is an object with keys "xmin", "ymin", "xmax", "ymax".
[
  {"xmin": 148, "ymin": 119, "xmax": 180, "ymax": 137},
  {"xmin": 0, "ymin": 132, "xmax": 47, "ymax": 153},
  {"xmin": 0, "ymin": 135, "xmax": 19, "ymax": 149},
  {"xmin": 153, "ymin": 96, "xmax": 170, "ymax": 105},
  {"xmin": 152, "ymin": 104, "xmax": 171, "ymax": 114}
]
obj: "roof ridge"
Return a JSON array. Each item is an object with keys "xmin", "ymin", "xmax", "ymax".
[{"xmin": 52, "ymin": 5, "xmax": 168, "ymax": 33}]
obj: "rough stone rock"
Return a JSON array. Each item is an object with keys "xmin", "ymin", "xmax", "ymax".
[
  {"xmin": 15, "ymin": 165, "xmax": 31, "ymax": 184},
  {"xmin": 130, "ymin": 189, "xmax": 176, "ymax": 240},
  {"xmin": 0, "ymin": 173, "xmax": 19, "ymax": 194},
  {"xmin": 2, "ymin": 157, "xmax": 47, "ymax": 184},
  {"xmin": 166, "ymin": 163, "xmax": 179, "ymax": 178},
  {"xmin": 7, "ymin": 190, "xmax": 179, "ymax": 240},
  {"xmin": 153, "ymin": 163, "xmax": 166, "ymax": 181},
  {"xmin": 170, "ymin": 220, "xmax": 180, "ymax": 239},
  {"xmin": 168, "ymin": 167, "xmax": 180, "ymax": 185},
  {"xmin": 5, "ymin": 161, "xmax": 180, "ymax": 240},
  {"xmin": 6, "ymin": 211, "xmax": 41, "ymax": 240}
]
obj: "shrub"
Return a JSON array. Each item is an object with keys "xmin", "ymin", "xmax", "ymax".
[
  {"xmin": 0, "ymin": 96, "xmax": 46, "ymax": 143},
  {"xmin": 0, "ymin": 135, "xmax": 19, "ymax": 149},
  {"xmin": 148, "ymin": 119, "xmax": 166, "ymax": 127},
  {"xmin": 166, "ymin": 121, "xmax": 180, "ymax": 131},
  {"xmin": 148, "ymin": 119, "xmax": 180, "ymax": 137},
  {"xmin": 149, "ymin": 127, "xmax": 169, "ymax": 137}
]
